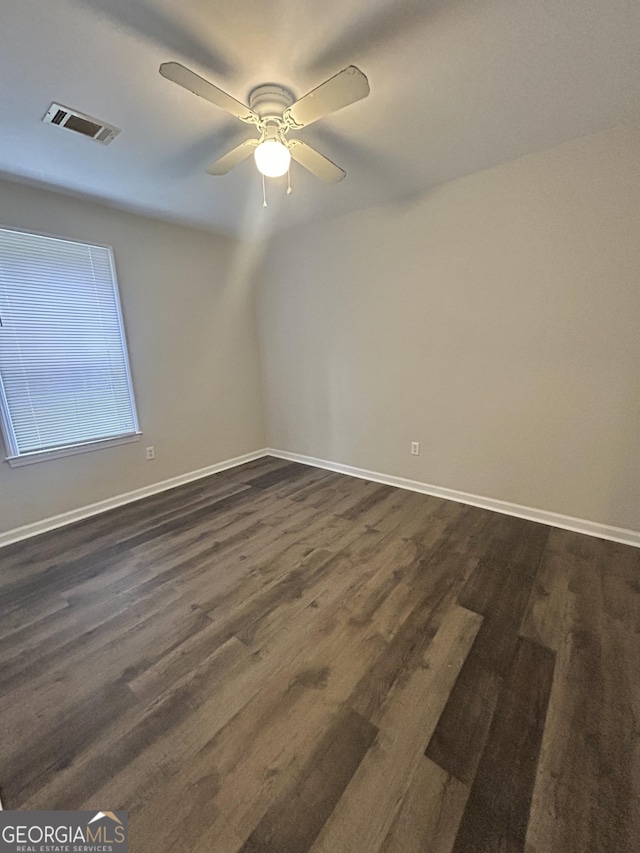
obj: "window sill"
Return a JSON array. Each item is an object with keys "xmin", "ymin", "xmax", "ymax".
[{"xmin": 5, "ymin": 432, "xmax": 142, "ymax": 467}]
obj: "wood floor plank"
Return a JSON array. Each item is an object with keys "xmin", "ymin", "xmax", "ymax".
[
  {"xmin": 216, "ymin": 455, "xmax": 295, "ymax": 483},
  {"xmin": 426, "ymin": 517, "xmax": 550, "ymax": 783},
  {"xmin": 8, "ymin": 681, "xmax": 139, "ymax": 801},
  {"xmin": 309, "ymin": 606, "xmax": 482, "ymax": 853},
  {"xmin": 278, "ymin": 472, "xmax": 379, "ymax": 513},
  {"xmin": 0, "ymin": 472, "xmax": 252, "ymax": 578},
  {"xmin": 524, "ymin": 534, "xmax": 640, "ymax": 853},
  {"xmin": 425, "ymin": 518, "xmax": 548, "ymax": 784},
  {"xmin": 238, "ymin": 707, "xmax": 378, "ymax": 852},
  {"xmin": 456, "ymin": 515, "xmax": 538, "ymax": 615},
  {"xmin": 346, "ymin": 505, "xmax": 499, "ymax": 726},
  {"xmin": 451, "ymin": 638, "xmax": 555, "ymax": 853},
  {"xmin": 0, "ymin": 479, "xmax": 253, "ymax": 600},
  {"xmin": 462, "ymin": 522, "xmax": 549, "ymax": 675},
  {"xmin": 519, "ymin": 529, "xmax": 571, "ymax": 651},
  {"xmin": 348, "ymin": 544, "xmax": 475, "ymax": 726},
  {"xmin": 236, "ymin": 461, "xmax": 329, "ymax": 492},
  {"xmin": 425, "ymin": 642, "xmax": 502, "ymax": 785},
  {"xmin": 380, "ymin": 758, "xmax": 470, "ymax": 853}
]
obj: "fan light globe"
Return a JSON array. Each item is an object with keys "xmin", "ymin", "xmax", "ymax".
[{"xmin": 254, "ymin": 139, "xmax": 291, "ymax": 178}]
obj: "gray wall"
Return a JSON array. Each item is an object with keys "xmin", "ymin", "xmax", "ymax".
[
  {"xmin": 0, "ymin": 180, "xmax": 266, "ymax": 534},
  {"xmin": 258, "ymin": 124, "xmax": 640, "ymax": 532}
]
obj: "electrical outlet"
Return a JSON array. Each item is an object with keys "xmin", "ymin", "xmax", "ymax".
[
  {"xmin": 411, "ymin": 441, "xmax": 420, "ymax": 456},
  {"xmin": 145, "ymin": 446, "xmax": 155, "ymax": 460}
]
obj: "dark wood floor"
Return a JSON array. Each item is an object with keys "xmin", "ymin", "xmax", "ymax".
[{"xmin": 0, "ymin": 457, "xmax": 638, "ymax": 852}]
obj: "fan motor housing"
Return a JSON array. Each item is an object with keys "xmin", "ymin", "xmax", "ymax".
[{"xmin": 248, "ymin": 85, "xmax": 294, "ymax": 120}]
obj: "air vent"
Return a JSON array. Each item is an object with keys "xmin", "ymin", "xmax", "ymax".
[{"xmin": 42, "ymin": 103, "xmax": 120, "ymax": 145}]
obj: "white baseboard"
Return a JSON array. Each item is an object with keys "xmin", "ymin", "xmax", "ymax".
[
  {"xmin": 0, "ymin": 449, "xmax": 269, "ymax": 549},
  {"xmin": 3, "ymin": 446, "xmax": 639, "ymax": 550},
  {"xmin": 267, "ymin": 448, "xmax": 640, "ymax": 549}
]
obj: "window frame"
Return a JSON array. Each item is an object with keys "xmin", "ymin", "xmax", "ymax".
[{"xmin": 0, "ymin": 225, "xmax": 141, "ymax": 467}]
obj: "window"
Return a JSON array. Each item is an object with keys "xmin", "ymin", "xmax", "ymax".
[{"xmin": 0, "ymin": 227, "xmax": 140, "ymax": 466}]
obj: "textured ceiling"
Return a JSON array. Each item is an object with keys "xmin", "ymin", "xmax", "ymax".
[{"xmin": 1, "ymin": 0, "xmax": 639, "ymax": 237}]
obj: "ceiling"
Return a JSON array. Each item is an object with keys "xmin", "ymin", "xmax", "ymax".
[{"xmin": 1, "ymin": 0, "xmax": 639, "ymax": 238}]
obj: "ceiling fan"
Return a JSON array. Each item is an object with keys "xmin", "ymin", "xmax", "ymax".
[{"xmin": 159, "ymin": 62, "xmax": 370, "ymax": 186}]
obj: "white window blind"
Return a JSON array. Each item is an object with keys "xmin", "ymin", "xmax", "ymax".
[{"xmin": 0, "ymin": 227, "xmax": 140, "ymax": 464}]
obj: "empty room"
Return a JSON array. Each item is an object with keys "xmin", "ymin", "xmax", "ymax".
[{"xmin": 0, "ymin": 0, "xmax": 639, "ymax": 851}]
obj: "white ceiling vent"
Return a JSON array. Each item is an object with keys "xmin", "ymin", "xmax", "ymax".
[{"xmin": 42, "ymin": 103, "xmax": 120, "ymax": 145}]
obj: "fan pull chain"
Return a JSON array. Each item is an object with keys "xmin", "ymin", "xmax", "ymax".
[
  {"xmin": 262, "ymin": 174, "xmax": 267, "ymax": 208},
  {"xmin": 287, "ymin": 167, "xmax": 292, "ymax": 195}
]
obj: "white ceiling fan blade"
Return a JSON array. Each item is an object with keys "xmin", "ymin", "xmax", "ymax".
[
  {"xmin": 285, "ymin": 66, "xmax": 369, "ymax": 129},
  {"xmin": 206, "ymin": 139, "xmax": 259, "ymax": 175},
  {"xmin": 160, "ymin": 62, "xmax": 258, "ymax": 125},
  {"xmin": 289, "ymin": 140, "xmax": 345, "ymax": 183}
]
